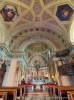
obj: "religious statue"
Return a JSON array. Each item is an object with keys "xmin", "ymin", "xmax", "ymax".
[
  {"xmin": 34, "ymin": 60, "xmax": 40, "ymax": 75},
  {"xmin": 1, "ymin": 60, "xmax": 6, "ymax": 72}
]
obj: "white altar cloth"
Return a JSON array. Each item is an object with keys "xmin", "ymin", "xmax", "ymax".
[
  {"xmin": 31, "ymin": 79, "xmax": 45, "ymax": 91},
  {"xmin": 32, "ymin": 80, "xmax": 43, "ymax": 85}
]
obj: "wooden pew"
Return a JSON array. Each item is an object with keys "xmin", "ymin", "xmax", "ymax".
[
  {"xmin": 67, "ymin": 91, "xmax": 74, "ymax": 100},
  {"xmin": 0, "ymin": 92, "xmax": 7, "ymax": 100},
  {"xmin": 0, "ymin": 86, "xmax": 20, "ymax": 100},
  {"xmin": 57, "ymin": 86, "xmax": 74, "ymax": 100},
  {"xmin": 43, "ymin": 85, "xmax": 74, "ymax": 100},
  {"xmin": 49, "ymin": 86, "xmax": 74, "ymax": 100}
]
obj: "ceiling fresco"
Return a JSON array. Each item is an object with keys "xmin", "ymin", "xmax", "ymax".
[
  {"xmin": 56, "ymin": 4, "xmax": 73, "ymax": 21},
  {"xmin": 19, "ymin": 0, "xmax": 32, "ymax": 5},
  {"xmin": 43, "ymin": 0, "xmax": 54, "ymax": 5},
  {"xmin": 27, "ymin": 41, "xmax": 48, "ymax": 53},
  {"xmin": 1, "ymin": 4, "xmax": 18, "ymax": 21},
  {"xmin": 0, "ymin": 0, "xmax": 74, "ymax": 54},
  {"xmin": 8, "ymin": 27, "xmax": 69, "ymax": 51}
]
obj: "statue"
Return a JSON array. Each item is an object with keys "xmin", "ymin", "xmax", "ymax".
[
  {"xmin": 34, "ymin": 60, "xmax": 40, "ymax": 75},
  {"xmin": 1, "ymin": 60, "xmax": 6, "ymax": 72}
]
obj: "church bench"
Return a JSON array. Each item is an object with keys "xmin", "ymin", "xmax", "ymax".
[
  {"xmin": 43, "ymin": 85, "xmax": 74, "ymax": 100},
  {"xmin": 57, "ymin": 87, "xmax": 74, "ymax": 100},
  {"xmin": 50, "ymin": 86, "xmax": 74, "ymax": 100},
  {"xmin": 0, "ymin": 89, "xmax": 17, "ymax": 100},
  {"xmin": 67, "ymin": 91, "xmax": 74, "ymax": 100},
  {"xmin": 0, "ymin": 86, "xmax": 20, "ymax": 100},
  {"xmin": 0, "ymin": 92, "xmax": 7, "ymax": 100}
]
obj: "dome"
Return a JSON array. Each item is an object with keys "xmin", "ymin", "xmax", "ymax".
[{"xmin": 27, "ymin": 41, "xmax": 48, "ymax": 53}]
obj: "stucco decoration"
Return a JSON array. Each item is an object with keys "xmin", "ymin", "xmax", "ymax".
[{"xmin": 27, "ymin": 41, "xmax": 48, "ymax": 53}]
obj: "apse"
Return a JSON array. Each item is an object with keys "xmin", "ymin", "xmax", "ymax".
[{"xmin": 28, "ymin": 55, "xmax": 47, "ymax": 67}]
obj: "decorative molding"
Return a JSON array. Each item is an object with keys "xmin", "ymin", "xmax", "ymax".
[{"xmin": 33, "ymin": 1, "xmax": 42, "ymax": 15}]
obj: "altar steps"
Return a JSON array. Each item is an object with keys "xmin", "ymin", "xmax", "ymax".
[
  {"xmin": 16, "ymin": 92, "xmax": 51, "ymax": 100},
  {"xmin": 26, "ymin": 92, "xmax": 50, "ymax": 97},
  {"xmin": 24, "ymin": 96, "xmax": 50, "ymax": 100}
]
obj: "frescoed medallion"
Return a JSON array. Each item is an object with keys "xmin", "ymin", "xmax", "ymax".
[
  {"xmin": 56, "ymin": 4, "xmax": 73, "ymax": 21},
  {"xmin": 1, "ymin": 4, "xmax": 18, "ymax": 21}
]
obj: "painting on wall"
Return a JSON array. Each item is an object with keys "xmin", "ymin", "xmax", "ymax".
[
  {"xmin": 1, "ymin": 4, "xmax": 18, "ymax": 21},
  {"xmin": 56, "ymin": 4, "xmax": 73, "ymax": 21},
  {"xmin": 56, "ymin": 49, "xmax": 70, "ymax": 57}
]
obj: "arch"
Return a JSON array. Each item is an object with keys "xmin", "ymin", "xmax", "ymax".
[
  {"xmin": 28, "ymin": 54, "xmax": 48, "ymax": 67},
  {"xmin": 5, "ymin": 23, "xmax": 69, "ymax": 44}
]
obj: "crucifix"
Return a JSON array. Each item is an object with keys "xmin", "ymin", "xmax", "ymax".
[{"xmin": 58, "ymin": 58, "xmax": 65, "ymax": 65}]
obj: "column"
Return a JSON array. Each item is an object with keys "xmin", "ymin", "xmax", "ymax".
[
  {"xmin": 61, "ymin": 76, "xmax": 70, "ymax": 86},
  {"xmin": 54, "ymin": 59, "xmax": 71, "ymax": 86},
  {"xmin": 54, "ymin": 60, "xmax": 61, "ymax": 85},
  {"xmin": 5, "ymin": 58, "xmax": 17, "ymax": 86}
]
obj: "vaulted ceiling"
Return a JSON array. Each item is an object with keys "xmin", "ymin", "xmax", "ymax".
[{"xmin": 0, "ymin": 0, "xmax": 74, "ymax": 53}]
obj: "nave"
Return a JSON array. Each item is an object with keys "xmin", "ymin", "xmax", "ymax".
[{"xmin": 0, "ymin": 0, "xmax": 74, "ymax": 100}]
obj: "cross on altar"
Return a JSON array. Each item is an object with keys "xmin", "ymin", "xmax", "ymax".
[{"xmin": 59, "ymin": 58, "xmax": 65, "ymax": 65}]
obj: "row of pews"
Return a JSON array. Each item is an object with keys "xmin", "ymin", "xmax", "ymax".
[
  {"xmin": 0, "ymin": 84, "xmax": 34, "ymax": 100},
  {"xmin": 0, "ymin": 84, "xmax": 74, "ymax": 100},
  {"xmin": 43, "ymin": 84, "xmax": 74, "ymax": 100},
  {"xmin": 0, "ymin": 86, "xmax": 20, "ymax": 100}
]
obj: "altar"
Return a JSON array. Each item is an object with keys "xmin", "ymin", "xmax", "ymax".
[
  {"xmin": 32, "ymin": 79, "xmax": 45, "ymax": 91},
  {"xmin": 32, "ymin": 79, "xmax": 43, "ymax": 85}
]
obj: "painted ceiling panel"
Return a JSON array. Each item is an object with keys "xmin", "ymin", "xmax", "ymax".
[{"xmin": 0, "ymin": 0, "xmax": 73, "ymax": 53}]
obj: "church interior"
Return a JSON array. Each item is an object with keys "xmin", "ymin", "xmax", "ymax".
[{"xmin": 0, "ymin": 0, "xmax": 74, "ymax": 100}]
